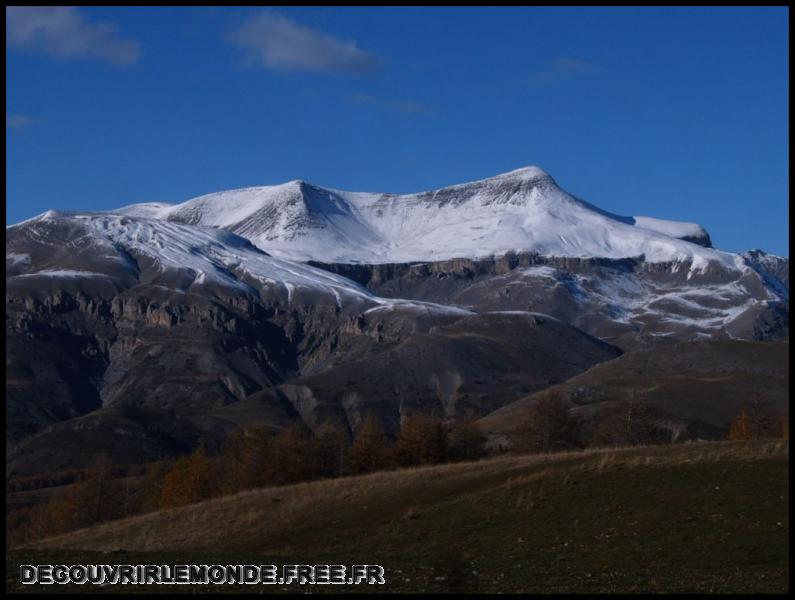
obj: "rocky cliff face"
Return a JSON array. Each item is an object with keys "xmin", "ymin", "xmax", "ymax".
[{"xmin": 310, "ymin": 251, "xmax": 788, "ymax": 350}]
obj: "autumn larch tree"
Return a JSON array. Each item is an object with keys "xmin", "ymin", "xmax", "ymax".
[
  {"xmin": 349, "ymin": 415, "xmax": 391, "ymax": 474},
  {"xmin": 728, "ymin": 408, "xmax": 753, "ymax": 441},
  {"xmin": 269, "ymin": 423, "xmax": 317, "ymax": 485},
  {"xmin": 395, "ymin": 414, "xmax": 449, "ymax": 467},
  {"xmin": 779, "ymin": 414, "xmax": 789, "ymax": 439},
  {"xmin": 159, "ymin": 446, "xmax": 211, "ymax": 509},
  {"xmin": 139, "ymin": 460, "xmax": 169, "ymax": 513},
  {"xmin": 314, "ymin": 420, "xmax": 351, "ymax": 479},
  {"xmin": 217, "ymin": 426, "xmax": 272, "ymax": 494},
  {"xmin": 727, "ymin": 394, "xmax": 778, "ymax": 440},
  {"xmin": 448, "ymin": 419, "xmax": 486, "ymax": 462}
]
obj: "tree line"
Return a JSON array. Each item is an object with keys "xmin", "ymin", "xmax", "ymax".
[
  {"xmin": 515, "ymin": 390, "xmax": 788, "ymax": 453},
  {"xmin": 8, "ymin": 392, "xmax": 788, "ymax": 546},
  {"xmin": 727, "ymin": 394, "xmax": 789, "ymax": 441},
  {"xmin": 8, "ymin": 415, "xmax": 486, "ymax": 546}
]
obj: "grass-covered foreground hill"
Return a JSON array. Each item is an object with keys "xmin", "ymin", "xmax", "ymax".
[{"xmin": 7, "ymin": 440, "xmax": 788, "ymax": 593}]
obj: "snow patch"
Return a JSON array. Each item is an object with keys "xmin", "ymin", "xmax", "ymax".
[
  {"xmin": 632, "ymin": 216, "xmax": 708, "ymax": 241},
  {"xmin": 12, "ymin": 269, "xmax": 112, "ymax": 278}
]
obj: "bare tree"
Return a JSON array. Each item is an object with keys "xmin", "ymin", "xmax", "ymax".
[
  {"xmin": 516, "ymin": 391, "xmax": 582, "ymax": 453},
  {"xmin": 591, "ymin": 394, "xmax": 669, "ymax": 447}
]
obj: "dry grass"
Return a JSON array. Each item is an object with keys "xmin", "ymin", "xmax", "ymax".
[
  {"xmin": 9, "ymin": 438, "xmax": 788, "ymax": 593},
  {"xmin": 29, "ymin": 439, "xmax": 787, "ymax": 554}
]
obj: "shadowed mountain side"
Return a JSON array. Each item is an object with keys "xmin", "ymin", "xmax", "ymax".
[
  {"xmin": 6, "ymin": 212, "xmax": 624, "ymax": 478},
  {"xmin": 278, "ymin": 312, "xmax": 621, "ymax": 435},
  {"xmin": 478, "ymin": 339, "xmax": 789, "ymax": 445}
]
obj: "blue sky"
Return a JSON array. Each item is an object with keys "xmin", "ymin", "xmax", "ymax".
[{"xmin": 6, "ymin": 6, "xmax": 789, "ymax": 255}]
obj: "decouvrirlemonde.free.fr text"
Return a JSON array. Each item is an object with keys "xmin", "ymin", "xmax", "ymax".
[{"xmin": 20, "ymin": 564, "xmax": 386, "ymax": 585}]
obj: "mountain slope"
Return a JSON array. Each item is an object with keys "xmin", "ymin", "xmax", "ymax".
[
  {"xmin": 478, "ymin": 339, "xmax": 789, "ymax": 444},
  {"xmin": 278, "ymin": 311, "xmax": 621, "ymax": 434},
  {"xmin": 5, "ymin": 211, "xmax": 619, "ymax": 477}
]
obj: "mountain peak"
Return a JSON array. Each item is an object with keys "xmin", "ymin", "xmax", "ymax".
[{"xmin": 492, "ymin": 165, "xmax": 552, "ymax": 181}]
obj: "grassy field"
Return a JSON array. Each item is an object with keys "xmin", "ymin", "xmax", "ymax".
[{"xmin": 7, "ymin": 440, "xmax": 789, "ymax": 593}]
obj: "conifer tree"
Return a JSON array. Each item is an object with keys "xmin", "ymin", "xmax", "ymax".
[
  {"xmin": 269, "ymin": 424, "xmax": 317, "ymax": 484},
  {"xmin": 395, "ymin": 414, "xmax": 449, "ymax": 466},
  {"xmin": 314, "ymin": 420, "xmax": 350, "ymax": 478},
  {"xmin": 448, "ymin": 419, "xmax": 486, "ymax": 462},
  {"xmin": 159, "ymin": 456, "xmax": 191, "ymax": 509},
  {"xmin": 140, "ymin": 460, "xmax": 168, "ymax": 513},
  {"xmin": 349, "ymin": 415, "xmax": 391, "ymax": 474},
  {"xmin": 185, "ymin": 446, "xmax": 211, "ymax": 503},
  {"xmin": 159, "ymin": 446, "xmax": 210, "ymax": 509}
]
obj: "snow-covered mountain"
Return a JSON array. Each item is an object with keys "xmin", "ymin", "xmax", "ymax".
[
  {"xmin": 6, "ymin": 210, "xmax": 470, "ymax": 318},
  {"xmin": 16, "ymin": 166, "xmax": 781, "ymax": 347},
  {"xmin": 115, "ymin": 166, "xmax": 733, "ymax": 269},
  {"xmin": 4, "ymin": 167, "xmax": 789, "ymax": 478}
]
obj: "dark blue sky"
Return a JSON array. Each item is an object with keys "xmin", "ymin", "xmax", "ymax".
[{"xmin": 6, "ymin": 6, "xmax": 789, "ymax": 255}]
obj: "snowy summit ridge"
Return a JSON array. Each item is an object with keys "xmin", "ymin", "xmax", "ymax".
[{"xmin": 106, "ymin": 166, "xmax": 731, "ymax": 269}]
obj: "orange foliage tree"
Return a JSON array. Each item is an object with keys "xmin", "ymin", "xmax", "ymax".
[
  {"xmin": 728, "ymin": 408, "xmax": 752, "ymax": 441},
  {"xmin": 394, "ymin": 414, "xmax": 449, "ymax": 467},
  {"xmin": 159, "ymin": 446, "xmax": 210, "ymax": 509},
  {"xmin": 349, "ymin": 415, "xmax": 391, "ymax": 474}
]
